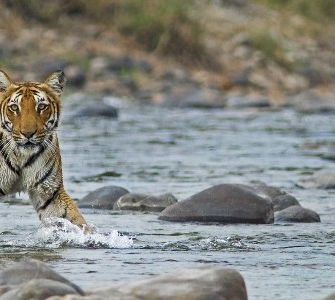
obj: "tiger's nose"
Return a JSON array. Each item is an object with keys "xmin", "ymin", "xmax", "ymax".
[{"xmin": 21, "ymin": 130, "xmax": 36, "ymax": 139}]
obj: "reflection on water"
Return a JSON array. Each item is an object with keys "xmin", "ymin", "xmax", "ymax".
[{"xmin": 0, "ymin": 103, "xmax": 335, "ymax": 300}]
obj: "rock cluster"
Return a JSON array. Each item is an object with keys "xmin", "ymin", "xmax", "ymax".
[
  {"xmin": 0, "ymin": 259, "xmax": 248, "ymax": 300},
  {"xmin": 77, "ymin": 182, "xmax": 320, "ymax": 223}
]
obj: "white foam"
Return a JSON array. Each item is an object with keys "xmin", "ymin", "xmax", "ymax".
[{"xmin": 35, "ymin": 218, "xmax": 133, "ymax": 249}]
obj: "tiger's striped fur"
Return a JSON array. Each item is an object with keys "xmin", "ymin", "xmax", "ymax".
[{"xmin": 0, "ymin": 70, "xmax": 88, "ymax": 230}]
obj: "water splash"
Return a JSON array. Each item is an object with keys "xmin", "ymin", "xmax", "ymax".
[
  {"xmin": 161, "ymin": 236, "xmax": 256, "ymax": 251},
  {"xmin": 35, "ymin": 218, "xmax": 133, "ymax": 249}
]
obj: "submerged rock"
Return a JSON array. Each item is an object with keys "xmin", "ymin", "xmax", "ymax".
[
  {"xmin": 70, "ymin": 102, "xmax": 118, "ymax": 118},
  {"xmin": 274, "ymin": 205, "xmax": 320, "ymax": 223},
  {"xmin": 93, "ymin": 266, "xmax": 248, "ymax": 300},
  {"xmin": 114, "ymin": 193, "xmax": 178, "ymax": 212},
  {"xmin": 78, "ymin": 186, "xmax": 129, "ymax": 209},
  {"xmin": 159, "ymin": 184, "xmax": 274, "ymax": 224},
  {"xmin": 298, "ymin": 171, "xmax": 335, "ymax": 189},
  {"xmin": 0, "ymin": 259, "xmax": 83, "ymax": 295},
  {"xmin": 0, "ymin": 279, "xmax": 78, "ymax": 300}
]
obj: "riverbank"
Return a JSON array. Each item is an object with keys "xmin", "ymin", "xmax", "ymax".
[{"xmin": 0, "ymin": 1, "xmax": 334, "ymax": 107}]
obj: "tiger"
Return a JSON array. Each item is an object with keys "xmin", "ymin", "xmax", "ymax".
[{"xmin": 0, "ymin": 69, "xmax": 89, "ymax": 232}]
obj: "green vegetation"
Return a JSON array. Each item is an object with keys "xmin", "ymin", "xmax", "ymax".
[
  {"xmin": 255, "ymin": 0, "xmax": 335, "ymax": 22},
  {"xmin": 248, "ymin": 29, "xmax": 293, "ymax": 70},
  {"xmin": 4, "ymin": 0, "xmax": 213, "ymax": 68}
]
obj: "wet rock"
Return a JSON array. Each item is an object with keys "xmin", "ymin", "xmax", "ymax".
[
  {"xmin": 69, "ymin": 101, "xmax": 118, "ymax": 118},
  {"xmin": 0, "ymin": 259, "xmax": 83, "ymax": 295},
  {"xmin": 65, "ymin": 65, "xmax": 86, "ymax": 88},
  {"xmin": 226, "ymin": 95, "xmax": 270, "ymax": 108},
  {"xmin": 246, "ymin": 182, "xmax": 300, "ymax": 211},
  {"xmin": 93, "ymin": 266, "xmax": 247, "ymax": 300},
  {"xmin": 0, "ymin": 279, "xmax": 78, "ymax": 300},
  {"xmin": 274, "ymin": 205, "xmax": 320, "ymax": 223},
  {"xmin": 78, "ymin": 186, "xmax": 129, "ymax": 209},
  {"xmin": 161, "ymin": 86, "xmax": 225, "ymax": 108},
  {"xmin": 298, "ymin": 171, "xmax": 335, "ymax": 189},
  {"xmin": 159, "ymin": 184, "xmax": 274, "ymax": 224},
  {"xmin": 324, "ymin": 293, "xmax": 335, "ymax": 300},
  {"xmin": 114, "ymin": 193, "xmax": 178, "ymax": 212},
  {"xmin": 0, "ymin": 286, "xmax": 12, "ymax": 297},
  {"xmin": 272, "ymin": 194, "xmax": 301, "ymax": 212},
  {"xmin": 290, "ymin": 91, "xmax": 335, "ymax": 114}
]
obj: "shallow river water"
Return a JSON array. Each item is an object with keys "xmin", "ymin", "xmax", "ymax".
[{"xmin": 0, "ymin": 100, "xmax": 334, "ymax": 300}]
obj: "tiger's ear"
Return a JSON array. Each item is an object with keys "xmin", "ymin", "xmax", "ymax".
[
  {"xmin": 44, "ymin": 70, "xmax": 66, "ymax": 96},
  {"xmin": 0, "ymin": 70, "xmax": 12, "ymax": 92}
]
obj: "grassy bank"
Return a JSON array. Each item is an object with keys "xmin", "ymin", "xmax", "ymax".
[{"xmin": 255, "ymin": 0, "xmax": 335, "ymax": 22}]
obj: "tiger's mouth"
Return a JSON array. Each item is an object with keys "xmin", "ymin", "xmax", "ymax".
[{"xmin": 15, "ymin": 139, "xmax": 42, "ymax": 148}]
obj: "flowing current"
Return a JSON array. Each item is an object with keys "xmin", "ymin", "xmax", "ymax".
[{"xmin": 0, "ymin": 97, "xmax": 334, "ymax": 300}]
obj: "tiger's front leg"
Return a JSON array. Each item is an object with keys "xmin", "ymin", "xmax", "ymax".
[{"xmin": 29, "ymin": 185, "xmax": 89, "ymax": 232}]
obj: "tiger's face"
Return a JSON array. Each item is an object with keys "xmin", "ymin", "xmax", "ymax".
[{"xmin": 0, "ymin": 70, "xmax": 65, "ymax": 148}]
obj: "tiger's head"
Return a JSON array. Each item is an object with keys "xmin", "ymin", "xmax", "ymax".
[{"xmin": 0, "ymin": 70, "xmax": 65, "ymax": 148}]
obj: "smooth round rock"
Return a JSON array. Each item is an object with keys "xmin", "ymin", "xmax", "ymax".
[
  {"xmin": 272, "ymin": 194, "xmax": 301, "ymax": 212},
  {"xmin": 70, "ymin": 102, "xmax": 118, "ymax": 118},
  {"xmin": 93, "ymin": 266, "xmax": 248, "ymax": 300},
  {"xmin": 0, "ymin": 259, "xmax": 83, "ymax": 295},
  {"xmin": 113, "ymin": 193, "xmax": 178, "ymax": 212},
  {"xmin": 0, "ymin": 279, "xmax": 78, "ymax": 300},
  {"xmin": 159, "ymin": 184, "xmax": 274, "ymax": 224},
  {"xmin": 299, "ymin": 171, "xmax": 335, "ymax": 189},
  {"xmin": 274, "ymin": 205, "xmax": 321, "ymax": 223},
  {"xmin": 240, "ymin": 183, "xmax": 300, "ymax": 211},
  {"xmin": 78, "ymin": 186, "xmax": 129, "ymax": 209}
]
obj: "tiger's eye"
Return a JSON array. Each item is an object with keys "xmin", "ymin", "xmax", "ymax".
[
  {"xmin": 38, "ymin": 103, "xmax": 47, "ymax": 111},
  {"xmin": 9, "ymin": 104, "xmax": 19, "ymax": 112}
]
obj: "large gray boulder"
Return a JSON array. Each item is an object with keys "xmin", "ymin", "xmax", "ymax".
[
  {"xmin": 159, "ymin": 184, "xmax": 274, "ymax": 224},
  {"xmin": 114, "ymin": 193, "xmax": 177, "ymax": 212},
  {"xmin": 274, "ymin": 205, "xmax": 321, "ymax": 223},
  {"xmin": 78, "ymin": 186, "xmax": 129, "ymax": 209},
  {"xmin": 0, "ymin": 259, "xmax": 83, "ymax": 295},
  {"xmin": 92, "ymin": 266, "xmax": 248, "ymax": 300},
  {"xmin": 0, "ymin": 279, "xmax": 78, "ymax": 300}
]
